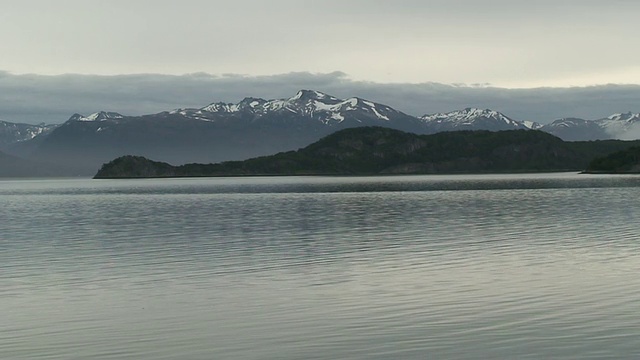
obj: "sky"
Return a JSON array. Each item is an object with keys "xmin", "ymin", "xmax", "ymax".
[{"xmin": 1, "ymin": 0, "xmax": 639, "ymax": 124}]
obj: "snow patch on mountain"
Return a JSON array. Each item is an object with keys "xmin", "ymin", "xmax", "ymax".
[
  {"xmin": 331, "ymin": 113, "xmax": 345, "ymax": 121},
  {"xmin": 198, "ymin": 103, "xmax": 241, "ymax": 113},
  {"xmin": 70, "ymin": 111, "xmax": 124, "ymax": 122},
  {"xmin": 606, "ymin": 112, "xmax": 640, "ymax": 121},
  {"xmin": 522, "ymin": 121, "xmax": 543, "ymax": 130}
]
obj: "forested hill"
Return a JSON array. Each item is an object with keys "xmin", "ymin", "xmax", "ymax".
[
  {"xmin": 94, "ymin": 127, "xmax": 640, "ymax": 178},
  {"xmin": 585, "ymin": 146, "xmax": 640, "ymax": 173}
]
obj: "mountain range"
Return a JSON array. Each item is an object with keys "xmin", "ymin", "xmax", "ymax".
[{"xmin": 1, "ymin": 89, "xmax": 639, "ymax": 176}]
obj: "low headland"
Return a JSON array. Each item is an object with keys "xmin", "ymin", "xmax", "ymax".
[{"xmin": 94, "ymin": 127, "xmax": 640, "ymax": 178}]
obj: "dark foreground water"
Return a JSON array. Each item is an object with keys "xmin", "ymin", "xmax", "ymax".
[{"xmin": 2, "ymin": 173, "xmax": 640, "ymax": 359}]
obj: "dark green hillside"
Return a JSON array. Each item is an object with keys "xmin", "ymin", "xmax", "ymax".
[
  {"xmin": 94, "ymin": 127, "xmax": 640, "ymax": 178},
  {"xmin": 585, "ymin": 146, "xmax": 640, "ymax": 173},
  {"xmin": 92, "ymin": 156, "xmax": 177, "ymax": 178}
]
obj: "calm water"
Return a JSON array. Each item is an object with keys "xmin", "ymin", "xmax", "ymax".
[{"xmin": 2, "ymin": 173, "xmax": 640, "ymax": 359}]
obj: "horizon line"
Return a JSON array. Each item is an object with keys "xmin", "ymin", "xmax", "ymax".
[{"xmin": 2, "ymin": 69, "xmax": 640, "ymax": 91}]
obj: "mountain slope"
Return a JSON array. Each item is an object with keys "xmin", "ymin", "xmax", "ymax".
[
  {"xmin": 540, "ymin": 118, "xmax": 611, "ymax": 141},
  {"xmin": 0, "ymin": 149, "xmax": 69, "ymax": 177},
  {"xmin": 0, "ymin": 120, "xmax": 58, "ymax": 150}
]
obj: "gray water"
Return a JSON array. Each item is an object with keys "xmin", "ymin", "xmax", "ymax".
[{"xmin": 2, "ymin": 173, "xmax": 640, "ymax": 359}]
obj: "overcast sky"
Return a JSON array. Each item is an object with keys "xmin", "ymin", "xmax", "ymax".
[
  {"xmin": 1, "ymin": 0, "xmax": 639, "ymax": 124},
  {"xmin": 2, "ymin": 0, "xmax": 639, "ymax": 87}
]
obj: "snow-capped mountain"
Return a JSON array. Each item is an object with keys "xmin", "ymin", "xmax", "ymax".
[
  {"xmin": 170, "ymin": 90, "xmax": 420, "ymax": 127},
  {"xmin": 0, "ymin": 120, "xmax": 58, "ymax": 149},
  {"xmin": 28, "ymin": 90, "xmax": 428, "ymax": 174},
  {"xmin": 596, "ymin": 112, "xmax": 640, "ymax": 139},
  {"xmin": 540, "ymin": 118, "xmax": 611, "ymax": 141},
  {"xmin": 541, "ymin": 112, "xmax": 640, "ymax": 141},
  {"xmin": 68, "ymin": 111, "xmax": 125, "ymax": 122},
  {"xmin": 419, "ymin": 108, "xmax": 540, "ymax": 132}
]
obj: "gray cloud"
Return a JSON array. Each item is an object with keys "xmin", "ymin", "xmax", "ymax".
[{"xmin": 1, "ymin": 71, "xmax": 639, "ymax": 125}]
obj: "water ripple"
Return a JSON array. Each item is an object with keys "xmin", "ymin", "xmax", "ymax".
[{"xmin": 2, "ymin": 174, "xmax": 640, "ymax": 359}]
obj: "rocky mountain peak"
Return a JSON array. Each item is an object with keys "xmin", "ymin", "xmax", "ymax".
[{"xmin": 68, "ymin": 111, "xmax": 124, "ymax": 122}]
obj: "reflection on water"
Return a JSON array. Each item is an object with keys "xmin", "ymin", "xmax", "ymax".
[{"xmin": 1, "ymin": 173, "xmax": 640, "ymax": 359}]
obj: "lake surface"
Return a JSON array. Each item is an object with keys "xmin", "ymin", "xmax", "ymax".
[{"xmin": 2, "ymin": 173, "xmax": 640, "ymax": 359}]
